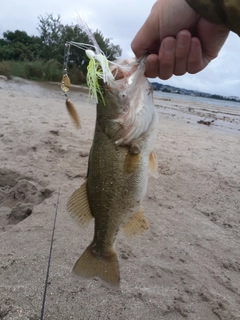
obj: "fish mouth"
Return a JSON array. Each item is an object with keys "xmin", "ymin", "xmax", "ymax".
[
  {"xmin": 101, "ymin": 55, "xmax": 155, "ymax": 146},
  {"xmin": 107, "ymin": 57, "xmax": 147, "ymax": 90}
]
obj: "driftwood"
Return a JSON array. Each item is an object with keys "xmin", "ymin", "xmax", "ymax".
[{"xmin": 197, "ymin": 119, "xmax": 214, "ymax": 126}]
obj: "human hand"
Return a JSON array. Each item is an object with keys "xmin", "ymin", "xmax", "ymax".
[{"xmin": 131, "ymin": 0, "xmax": 229, "ymax": 79}]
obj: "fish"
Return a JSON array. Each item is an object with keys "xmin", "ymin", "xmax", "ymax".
[{"xmin": 67, "ymin": 56, "xmax": 158, "ymax": 287}]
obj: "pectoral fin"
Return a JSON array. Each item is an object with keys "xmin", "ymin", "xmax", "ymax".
[
  {"xmin": 149, "ymin": 150, "xmax": 158, "ymax": 178},
  {"xmin": 123, "ymin": 146, "xmax": 140, "ymax": 174},
  {"xmin": 123, "ymin": 206, "xmax": 149, "ymax": 237},
  {"xmin": 67, "ymin": 180, "xmax": 93, "ymax": 226}
]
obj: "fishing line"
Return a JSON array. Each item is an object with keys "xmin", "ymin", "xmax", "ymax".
[
  {"xmin": 61, "ymin": 43, "xmax": 71, "ymax": 99},
  {"xmin": 61, "ymin": 44, "xmax": 81, "ymax": 128},
  {"xmin": 40, "ymin": 187, "xmax": 61, "ymax": 320}
]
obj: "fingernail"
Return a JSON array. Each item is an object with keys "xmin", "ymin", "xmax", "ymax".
[{"xmin": 163, "ymin": 39, "xmax": 175, "ymax": 53}]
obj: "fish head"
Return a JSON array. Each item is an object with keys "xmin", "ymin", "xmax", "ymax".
[{"xmin": 97, "ymin": 57, "xmax": 157, "ymax": 145}]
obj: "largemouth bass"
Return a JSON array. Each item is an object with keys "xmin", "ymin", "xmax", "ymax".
[{"xmin": 67, "ymin": 57, "xmax": 158, "ymax": 287}]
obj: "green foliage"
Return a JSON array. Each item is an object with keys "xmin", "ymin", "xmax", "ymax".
[
  {"xmin": 3, "ymin": 30, "xmax": 32, "ymax": 44},
  {"xmin": 36, "ymin": 15, "xmax": 122, "ymax": 74},
  {"xmin": 68, "ymin": 64, "xmax": 85, "ymax": 85},
  {"xmin": 43, "ymin": 59, "xmax": 62, "ymax": 81},
  {"xmin": 0, "ymin": 61, "xmax": 11, "ymax": 79},
  {"xmin": 37, "ymin": 14, "xmax": 63, "ymax": 61},
  {"xmin": 4, "ymin": 60, "xmax": 62, "ymax": 82},
  {"xmin": 60, "ymin": 24, "xmax": 91, "ymax": 73},
  {"xmin": 0, "ymin": 14, "xmax": 122, "ymax": 84},
  {"xmin": 24, "ymin": 60, "xmax": 44, "ymax": 79},
  {"xmin": 94, "ymin": 30, "xmax": 121, "ymax": 61},
  {"xmin": 0, "ymin": 30, "xmax": 41, "ymax": 61},
  {"xmin": 8, "ymin": 61, "xmax": 26, "ymax": 78}
]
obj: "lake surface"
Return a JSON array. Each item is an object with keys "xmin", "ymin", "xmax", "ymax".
[{"xmin": 154, "ymin": 91, "xmax": 240, "ymax": 109}]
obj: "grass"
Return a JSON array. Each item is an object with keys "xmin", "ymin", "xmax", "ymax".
[
  {"xmin": 0, "ymin": 60, "xmax": 85, "ymax": 85},
  {"xmin": 0, "ymin": 61, "xmax": 12, "ymax": 79}
]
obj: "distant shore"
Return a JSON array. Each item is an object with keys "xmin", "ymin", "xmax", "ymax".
[{"xmin": 151, "ymin": 81, "xmax": 240, "ymax": 103}]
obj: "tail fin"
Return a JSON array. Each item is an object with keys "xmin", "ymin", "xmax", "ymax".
[{"xmin": 73, "ymin": 242, "xmax": 120, "ymax": 287}]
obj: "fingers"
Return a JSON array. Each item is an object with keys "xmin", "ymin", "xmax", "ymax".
[
  {"xmin": 131, "ymin": 5, "xmax": 161, "ymax": 58},
  {"xmin": 187, "ymin": 38, "xmax": 205, "ymax": 74},
  {"xmin": 197, "ymin": 19, "xmax": 229, "ymax": 61},
  {"xmin": 145, "ymin": 31, "xmax": 208, "ymax": 79},
  {"xmin": 145, "ymin": 31, "xmax": 193, "ymax": 79},
  {"xmin": 131, "ymin": 25, "xmax": 156, "ymax": 58},
  {"xmin": 145, "ymin": 37, "xmax": 177, "ymax": 80},
  {"xmin": 175, "ymin": 30, "xmax": 191, "ymax": 75},
  {"xmin": 145, "ymin": 55, "xmax": 159, "ymax": 78},
  {"xmin": 158, "ymin": 37, "xmax": 176, "ymax": 80}
]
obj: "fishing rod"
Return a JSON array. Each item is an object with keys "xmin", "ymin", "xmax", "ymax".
[{"xmin": 40, "ymin": 187, "xmax": 61, "ymax": 320}]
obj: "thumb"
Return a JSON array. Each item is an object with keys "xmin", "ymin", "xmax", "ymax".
[
  {"xmin": 131, "ymin": 18, "xmax": 160, "ymax": 58},
  {"xmin": 197, "ymin": 19, "xmax": 229, "ymax": 60}
]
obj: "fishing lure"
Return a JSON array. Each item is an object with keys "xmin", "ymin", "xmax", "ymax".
[
  {"xmin": 61, "ymin": 16, "xmax": 119, "ymax": 127},
  {"xmin": 75, "ymin": 14, "xmax": 115, "ymax": 104},
  {"xmin": 85, "ymin": 49, "xmax": 114, "ymax": 105},
  {"xmin": 61, "ymin": 44, "xmax": 81, "ymax": 128}
]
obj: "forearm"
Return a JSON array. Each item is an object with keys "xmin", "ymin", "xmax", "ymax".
[{"xmin": 186, "ymin": 0, "xmax": 240, "ymax": 35}]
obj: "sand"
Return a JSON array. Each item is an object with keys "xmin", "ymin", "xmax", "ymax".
[{"xmin": 0, "ymin": 76, "xmax": 240, "ymax": 320}]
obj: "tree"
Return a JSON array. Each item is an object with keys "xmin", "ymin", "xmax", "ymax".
[
  {"xmin": 37, "ymin": 14, "xmax": 62, "ymax": 61},
  {"xmin": 0, "ymin": 14, "xmax": 122, "ymax": 84},
  {"xmin": 37, "ymin": 14, "xmax": 122, "ymax": 74},
  {"xmin": 0, "ymin": 30, "xmax": 41, "ymax": 61},
  {"xmin": 94, "ymin": 30, "xmax": 121, "ymax": 61},
  {"xmin": 3, "ymin": 30, "xmax": 31, "ymax": 45}
]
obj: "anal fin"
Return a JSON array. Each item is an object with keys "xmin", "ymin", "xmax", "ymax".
[
  {"xmin": 73, "ymin": 242, "xmax": 120, "ymax": 287},
  {"xmin": 67, "ymin": 180, "xmax": 93, "ymax": 226},
  {"xmin": 123, "ymin": 206, "xmax": 149, "ymax": 237}
]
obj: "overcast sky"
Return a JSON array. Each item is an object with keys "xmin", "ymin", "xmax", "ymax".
[{"xmin": 1, "ymin": 0, "xmax": 240, "ymax": 97}]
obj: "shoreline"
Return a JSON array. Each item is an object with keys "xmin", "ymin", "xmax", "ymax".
[
  {"xmin": 154, "ymin": 95, "xmax": 240, "ymax": 135},
  {"xmin": 1, "ymin": 76, "xmax": 240, "ymax": 135}
]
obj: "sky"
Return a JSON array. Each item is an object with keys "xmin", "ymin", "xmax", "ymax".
[{"xmin": 1, "ymin": 0, "xmax": 240, "ymax": 97}]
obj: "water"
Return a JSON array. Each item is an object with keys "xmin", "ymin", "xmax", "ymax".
[{"xmin": 154, "ymin": 91, "xmax": 240, "ymax": 109}]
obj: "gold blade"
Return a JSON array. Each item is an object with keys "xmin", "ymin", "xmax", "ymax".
[
  {"xmin": 61, "ymin": 74, "xmax": 70, "ymax": 93},
  {"xmin": 66, "ymin": 99, "xmax": 81, "ymax": 129}
]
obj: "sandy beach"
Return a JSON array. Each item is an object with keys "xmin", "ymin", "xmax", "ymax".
[{"xmin": 0, "ymin": 76, "xmax": 240, "ymax": 320}]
